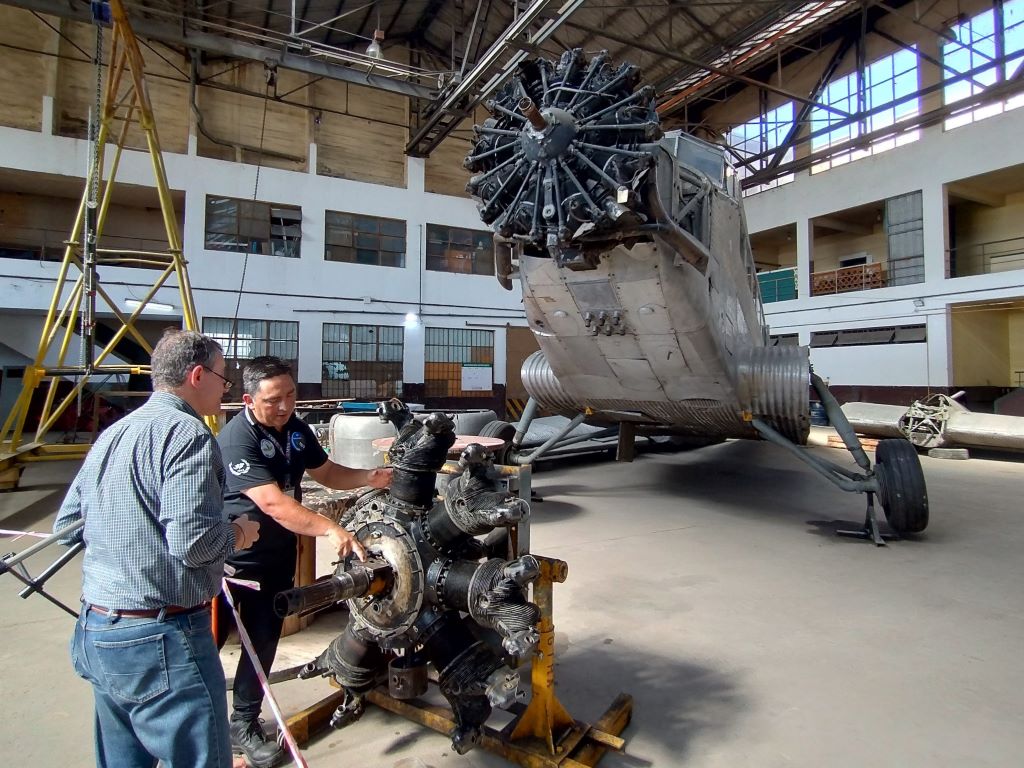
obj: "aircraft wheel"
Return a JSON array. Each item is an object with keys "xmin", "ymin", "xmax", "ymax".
[
  {"xmin": 479, "ymin": 420, "xmax": 516, "ymax": 441},
  {"xmin": 875, "ymin": 439, "xmax": 929, "ymax": 534},
  {"xmin": 479, "ymin": 420, "xmax": 516, "ymax": 464}
]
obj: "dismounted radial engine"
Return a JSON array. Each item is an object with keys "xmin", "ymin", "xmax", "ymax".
[{"xmin": 277, "ymin": 400, "xmax": 541, "ymax": 754}]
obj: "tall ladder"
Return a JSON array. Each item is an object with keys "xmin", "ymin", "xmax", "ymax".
[{"xmin": 0, "ymin": 0, "xmax": 205, "ymax": 490}]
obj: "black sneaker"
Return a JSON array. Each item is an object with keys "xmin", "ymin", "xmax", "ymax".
[{"xmin": 230, "ymin": 718, "xmax": 285, "ymax": 768}]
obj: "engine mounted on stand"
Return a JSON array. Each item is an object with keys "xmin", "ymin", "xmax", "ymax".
[{"xmin": 280, "ymin": 401, "xmax": 545, "ymax": 754}]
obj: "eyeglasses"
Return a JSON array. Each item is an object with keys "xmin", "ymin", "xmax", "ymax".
[{"xmin": 202, "ymin": 366, "xmax": 234, "ymax": 392}]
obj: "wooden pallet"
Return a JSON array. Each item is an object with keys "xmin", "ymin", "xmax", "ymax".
[{"xmin": 827, "ymin": 434, "xmax": 880, "ymax": 451}]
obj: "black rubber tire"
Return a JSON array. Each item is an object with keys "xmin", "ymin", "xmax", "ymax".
[
  {"xmin": 478, "ymin": 420, "xmax": 516, "ymax": 442},
  {"xmin": 478, "ymin": 420, "xmax": 517, "ymax": 464},
  {"xmin": 875, "ymin": 438, "xmax": 929, "ymax": 534}
]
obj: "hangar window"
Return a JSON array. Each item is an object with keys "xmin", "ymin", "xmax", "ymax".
[
  {"xmin": 943, "ymin": 1, "xmax": 1024, "ymax": 129},
  {"xmin": 424, "ymin": 328, "xmax": 494, "ymax": 398},
  {"xmin": 322, "ymin": 323, "xmax": 404, "ymax": 399},
  {"xmin": 770, "ymin": 333, "xmax": 799, "ymax": 346},
  {"xmin": 325, "ymin": 212, "xmax": 406, "ymax": 268},
  {"xmin": 810, "ymin": 324, "xmax": 926, "ymax": 347},
  {"xmin": 205, "ymin": 196, "xmax": 301, "ymax": 258},
  {"xmin": 425, "ymin": 225, "xmax": 494, "ymax": 276},
  {"xmin": 810, "ymin": 47, "xmax": 919, "ymax": 172},
  {"xmin": 725, "ymin": 102, "xmax": 795, "ymax": 195},
  {"xmin": 202, "ymin": 317, "xmax": 299, "ymax": 397}
]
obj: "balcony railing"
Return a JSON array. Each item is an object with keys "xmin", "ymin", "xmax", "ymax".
[
  {"xmin": 811, "ymin": 262, "xmax": 886, "ymax": 296},
  {"xmin": 0, "ymin": 227, "xmax": 175, "ymax": 270},
  {"xmin": 757, "ymin": 267, "xmax": 798, "ymax": 303},
  {"xmin": 949, "ymin": 236, "xmax": 1024, "ymax": 278}
]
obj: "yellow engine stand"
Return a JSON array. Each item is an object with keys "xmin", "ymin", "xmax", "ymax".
[
  {"xmin": 287, "ymin": 555, "xmax": 633, "ymax": 768},
  {"xmin": 0, "ymin": 0, "xmax": 208, "ymax": 489}
]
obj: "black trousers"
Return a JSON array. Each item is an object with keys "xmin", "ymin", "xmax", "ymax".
[{"xmin": 216, "ymin": 578, "xmax": 287, "ymax": 722}]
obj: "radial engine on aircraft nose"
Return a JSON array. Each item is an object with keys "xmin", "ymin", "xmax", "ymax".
[
  {"xmin": 462, "ymin": 50, "xmax": 929, "ymax": 543},
  {"xmin": 277, "ymin": 401, "xmax": 540, "ymax": 755},
  {"xmin": 465, "ymin": 49, "xmax": 666, "ymax": 273}
]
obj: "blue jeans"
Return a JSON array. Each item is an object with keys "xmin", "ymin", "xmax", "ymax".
[{"xmin": 71, "ymin": 605, "xmax": 234, "ymax": 768}]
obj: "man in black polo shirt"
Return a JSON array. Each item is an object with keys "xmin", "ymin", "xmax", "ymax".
[{"xmin": 216, "ymin": 356, "xmax": 391, "ymax": 768}]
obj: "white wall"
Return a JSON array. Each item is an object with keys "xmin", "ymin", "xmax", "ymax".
[
  {"xmin": 810, "ymin": 344, "xmax": 929, "ymax": 387},
  {"xmin": 6, "ymin": 101, "xmax": 1024, "ymax": 391},
  {"xmin": 0, "ymin": 314, "xmax": 129, "ymax": 368},
  {"xmin": 748, "ymin": 106, "xmax": 1024, "ymax": 388},
  {"xmin": 0, "ymin": 124, "xmax": 528, "ymax": 385}
]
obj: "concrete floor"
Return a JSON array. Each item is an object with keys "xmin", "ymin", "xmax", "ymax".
[{"xmin": 2, "ymin": 436, "xmax": 1022, "ymax": 767}]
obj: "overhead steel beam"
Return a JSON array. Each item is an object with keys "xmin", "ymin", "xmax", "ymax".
[
  {"xmin": 459, "ymin": 0, "xmax": 487, "ymax": 78},
  {"xmin": 355, "ymin": 0, "xmax": 375, "ymax": 41},
  {"xmin": 294, "ymin": 1, "xmax": 373, "ymax": 39},
  {"xmin": 563, "ymin": 19, "xmax": 849, "ymax": 117},
  {"xmin": 406, "ymin": 0, "xmax": 587, "ymax": 157},
  {"xmin": 742, "ymin": 56, "xmax": 1024, "ymax": 187},
  {"xmin": 673, "ymin": 2, "xmax": 727, "ymax": 49},
  {"xmin": 410, "ymin": 0, "xmax": 447, "ymax": 43},
  {"xmin": 653, "ymin": 0, "xmax": 807, "ymax": 100},
  {"xmin": 385, "ymin": 0, "xmax": 409, "ymax": 37},
  {"xmin": 659, "ymin": 0, "xmax": 917, "ymax": 119},
  {"xmin": 323, "ymin": 0, "xmax": 346, "ymax": 45},
  {"xmin": 600, "ymin": 4, "xmax": 687, "ymax": 77},
  {"xmin": 0, "ymin": 0, "xmax": 435, "ymax": 99},
  {"xmin": 764, "ymin": 33, "xmax": 856, "ymax": 171}
]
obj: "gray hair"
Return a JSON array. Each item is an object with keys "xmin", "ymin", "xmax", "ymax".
[
  {"xmin": 150, "ymin": 329, "xmax": 223, "ymax": 390},
  {"xmin": 242, "ymin": 356, "xmax": 293, "ymax": 396}
]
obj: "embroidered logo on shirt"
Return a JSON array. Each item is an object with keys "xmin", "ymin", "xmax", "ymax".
[
  {"xmin": 290, "ymin": 432, "xmax": 305, "ymax": 451},
  {"xmin": 228, "ymin": 459, "xmax": 251, "ymax": 476},
  {"xmin": 260, "ymin": 439, "xmax": 276, "ymax": 458}
]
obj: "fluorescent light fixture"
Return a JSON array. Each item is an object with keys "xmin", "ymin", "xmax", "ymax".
[
  {"xmin": 125, "ymin": 299, "xmax": 175, "ymax": 313},
  {"xmin": 404, "ymin": 312, "xmax": 420, "ymax": 327}
]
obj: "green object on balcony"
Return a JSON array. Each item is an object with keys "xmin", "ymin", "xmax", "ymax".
[{"xmin": 758, "ymin": 268, "xmax": 797, "ymax": 303}]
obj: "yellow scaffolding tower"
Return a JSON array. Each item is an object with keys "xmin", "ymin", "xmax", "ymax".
[{"xmin": 0, "ymin": 0, "xmax": 204, "ymax": 490}]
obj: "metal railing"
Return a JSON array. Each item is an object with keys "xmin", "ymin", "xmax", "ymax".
[
  {"xmin": 811, "ymin": 262, "xmax": 886, "ymax": 296},
  {"xmin": 1, "ymin": 226, "xmax": 174, "ymax": 269},
  {"xmin": 756, "ymin": 267, "xmax": 798, "ymax": 303},
  {"xmin": 949, "ymin": 236, "xmax": 1024, "ymax": 278}
]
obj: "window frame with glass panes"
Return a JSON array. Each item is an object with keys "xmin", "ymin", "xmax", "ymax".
[
  {"xmin": 325, "ymin": 211, "xmax": 406, "ymax": 267},
  {"xmin": 425, "ymin": 224, "xmax": 495, "ymax": 276},
  {"xmin": 424, "ymin": 328, "xmax": 494, "ymax": 398},
  {"xmin": 204, "ymin": 196, "xmax": 302, "ymax": 258},
  {"xmin": 202, "ymin": 317, "xmax": 300, "ymax": 398},
  {"xmin": 321, "ymin": 323, "xmax": 404, "ymax": 399}
]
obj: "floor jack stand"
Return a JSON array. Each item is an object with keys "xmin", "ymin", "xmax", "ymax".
[
  {"xmin": 285, "ymin": 556, "xmax": 633, "ymax": 767},
  {"xmin": 836, "ymin": 492, "xmax": 899, "ymax": 547}
]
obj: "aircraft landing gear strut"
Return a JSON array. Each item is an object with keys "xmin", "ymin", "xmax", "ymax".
[{"xmin": 751, "ymin": 371, "xmax": 929, "ymax": 545}]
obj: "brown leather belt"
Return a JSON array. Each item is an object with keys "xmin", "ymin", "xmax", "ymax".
[{"xmin": 88, "ymin": 602, "xmax": 209, "ymax": 618}]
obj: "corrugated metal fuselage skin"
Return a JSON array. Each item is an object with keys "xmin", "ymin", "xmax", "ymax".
[{"xmin": 519, "ymin": 185, "xmax": 810, "ymax": 444}]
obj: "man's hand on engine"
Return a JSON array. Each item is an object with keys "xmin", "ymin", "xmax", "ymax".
[
  {"xmin": 366, "ymin": 467, "xmax": 393, "ymax": 489},
  {"xmin": 327, "ymin": 523, "xmax": 366, "ymax": 561}
]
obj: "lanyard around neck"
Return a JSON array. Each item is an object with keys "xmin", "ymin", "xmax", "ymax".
[{"xmin": 244, "ymin": 407, "xmax": 292, "ymax": 466}]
